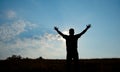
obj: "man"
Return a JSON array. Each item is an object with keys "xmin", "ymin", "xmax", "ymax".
[{"xmin": 54, "ymin": 24, "xmax": 91, "ymax": 72}]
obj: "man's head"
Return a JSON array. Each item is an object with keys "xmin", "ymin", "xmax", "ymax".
[{"xmin": 69, "ymin": 28, "xmax": 74, "ymax": 35}]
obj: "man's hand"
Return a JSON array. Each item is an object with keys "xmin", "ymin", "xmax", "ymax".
[
  {"xmin": 54, "ymin": 26, "xmax": 58, "ymax": 31},
  {"xmin": 86, "ymin": 24, "xmax": 91, "ymax": 29}
]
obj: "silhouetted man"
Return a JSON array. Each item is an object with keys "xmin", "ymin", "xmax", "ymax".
[{"xmin": 54, "ymin": 24, "xmax": 91, "ymax": 72}]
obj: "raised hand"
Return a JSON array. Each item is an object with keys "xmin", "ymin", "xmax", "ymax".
[
  {"xmin": 86, "ymin": 24, "xmax": 91, "ymax": 29},
  {"xmin": 54, "ymin": 26, "xmax": 58, "ymax": 31}
]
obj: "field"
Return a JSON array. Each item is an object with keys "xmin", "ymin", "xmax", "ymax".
[{"xmin": 0, "ymin": 58, "xmax": 120, "ymax": 72}]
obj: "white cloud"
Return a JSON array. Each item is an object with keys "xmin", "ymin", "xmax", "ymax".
[
  {"xmin": 6, "ymin": 10, "xmax": 16, "ymax": 19},
  {"xmin": 0, "ymin": 10, "xmax": 66, "ymax": 59},
  {"xmin": 0, "ymin": 20, "xmax": 36, "ymax": 42},
  {"xmin": 0, "ymin": 33, "xmax": 66, "ymax": 59}
]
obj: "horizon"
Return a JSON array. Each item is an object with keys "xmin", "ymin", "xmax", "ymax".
[
  {"xmin": 1, "ymin": 54, "xmax": 120, "ymax": 60},
  {"xmin": 0, "ymin": 0, "xmax": 120, "ymax": 59}
]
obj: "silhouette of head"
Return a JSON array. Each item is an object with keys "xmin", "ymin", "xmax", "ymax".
[{"xmin": 69, "ymin": 28, "xmax": 74, "ymax": 35}]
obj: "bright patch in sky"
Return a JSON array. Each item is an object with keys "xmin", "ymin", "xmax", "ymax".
[{"xmin": 0, "ymin": 0, "xmax": 120, "ymax": 59}]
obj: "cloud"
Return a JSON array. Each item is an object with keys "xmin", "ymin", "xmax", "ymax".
[
  {"xmin": 0, "ymin": 20, "xmax": 36, "ymax": 42},
  {"xmin": 6, "ymin": 10, "xmax": 16, "ymax": 19},
  {"xmin": 0, "ymin": 10, "xmax": 65, "ymax": 59},
  {"xmin": 0, "ymin": 32, "xmax": 66, "ymax": 59},
  {"xmin": 0, "ymin": 10, "xmax": 18, "ymax": 20}
]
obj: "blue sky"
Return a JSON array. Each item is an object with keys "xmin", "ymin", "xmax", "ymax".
[{"xmin": 0, "ymin": 0, "xmax": 120, "ymax": 59}]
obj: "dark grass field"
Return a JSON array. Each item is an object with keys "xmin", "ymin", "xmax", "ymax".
[{"xmin": 0, "ymin": 58, "xmax": 120, "ymax": 72}]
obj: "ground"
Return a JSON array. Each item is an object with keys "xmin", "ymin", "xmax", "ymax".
[{"xmin": 0, "ymin": 58, "xmax": 120, "ymax": 72}]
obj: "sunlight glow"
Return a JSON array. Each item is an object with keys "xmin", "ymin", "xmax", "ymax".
[
  {"xmin": 63, "ymin": 30, "xmax": 69, "ymax": 35},
  {"xmin": 57, "ymin": 30, "xmax": 69, "ymax": 42}
]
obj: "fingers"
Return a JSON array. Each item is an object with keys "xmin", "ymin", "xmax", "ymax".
[
  {"xmin": 55, "ymin": 27, "xmax": 58, "ymax": 29},
  {"xmin": 89, "ymin": 24, "xmax": 91, "ymax": 27},
  {"xmin": 88, "ymin": 24, "xmax": 91, "ymax": 26},
  {"xmin": 54, "ymin": 26, "xmax": 58, "ymax": 30},
  {"xmin": 86, "ymin": 24, "xmax": 91, "ymax": 28}
]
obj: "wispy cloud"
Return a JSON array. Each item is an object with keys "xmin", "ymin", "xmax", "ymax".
[
  {"xmin": 6, "ymin": 10, "xmax": 16, "ymax": 19},
  {"xmin": 0, "ymin": 32, "xmax": 66, "ymax": 59},
  {"xmin": 0, "ymin": 20, "xmax": 36, "ymax": 42},
  {"xmin": 0, "ymin": 10, "xmax": 66, "ymax": 59}
]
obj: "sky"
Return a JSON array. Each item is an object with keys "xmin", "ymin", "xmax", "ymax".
[{"xmin": 0, "ymin": 0, "xmax": 120, "ymax": 59}]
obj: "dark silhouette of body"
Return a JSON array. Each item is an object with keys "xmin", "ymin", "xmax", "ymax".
[{"xmin": 54, "ymin": 24, "xmax": 91, "ymax": 72}]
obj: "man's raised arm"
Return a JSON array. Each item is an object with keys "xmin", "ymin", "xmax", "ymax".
[
  {"xmin": 77, "ymin": 24, "xmax": 91, "ymax": 37},
  {"xmin": 54, "ymin": 26, "xmax": 65, "ymax": 37}
]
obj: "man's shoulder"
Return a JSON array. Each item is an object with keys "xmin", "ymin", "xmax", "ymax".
[
  {"xmin": 63, "ymin": 35, "xmax": 68, "ymax": 38},
  {"xmin": 74, "ymin": 34, "xmax": 81, "ymax": 38}
]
